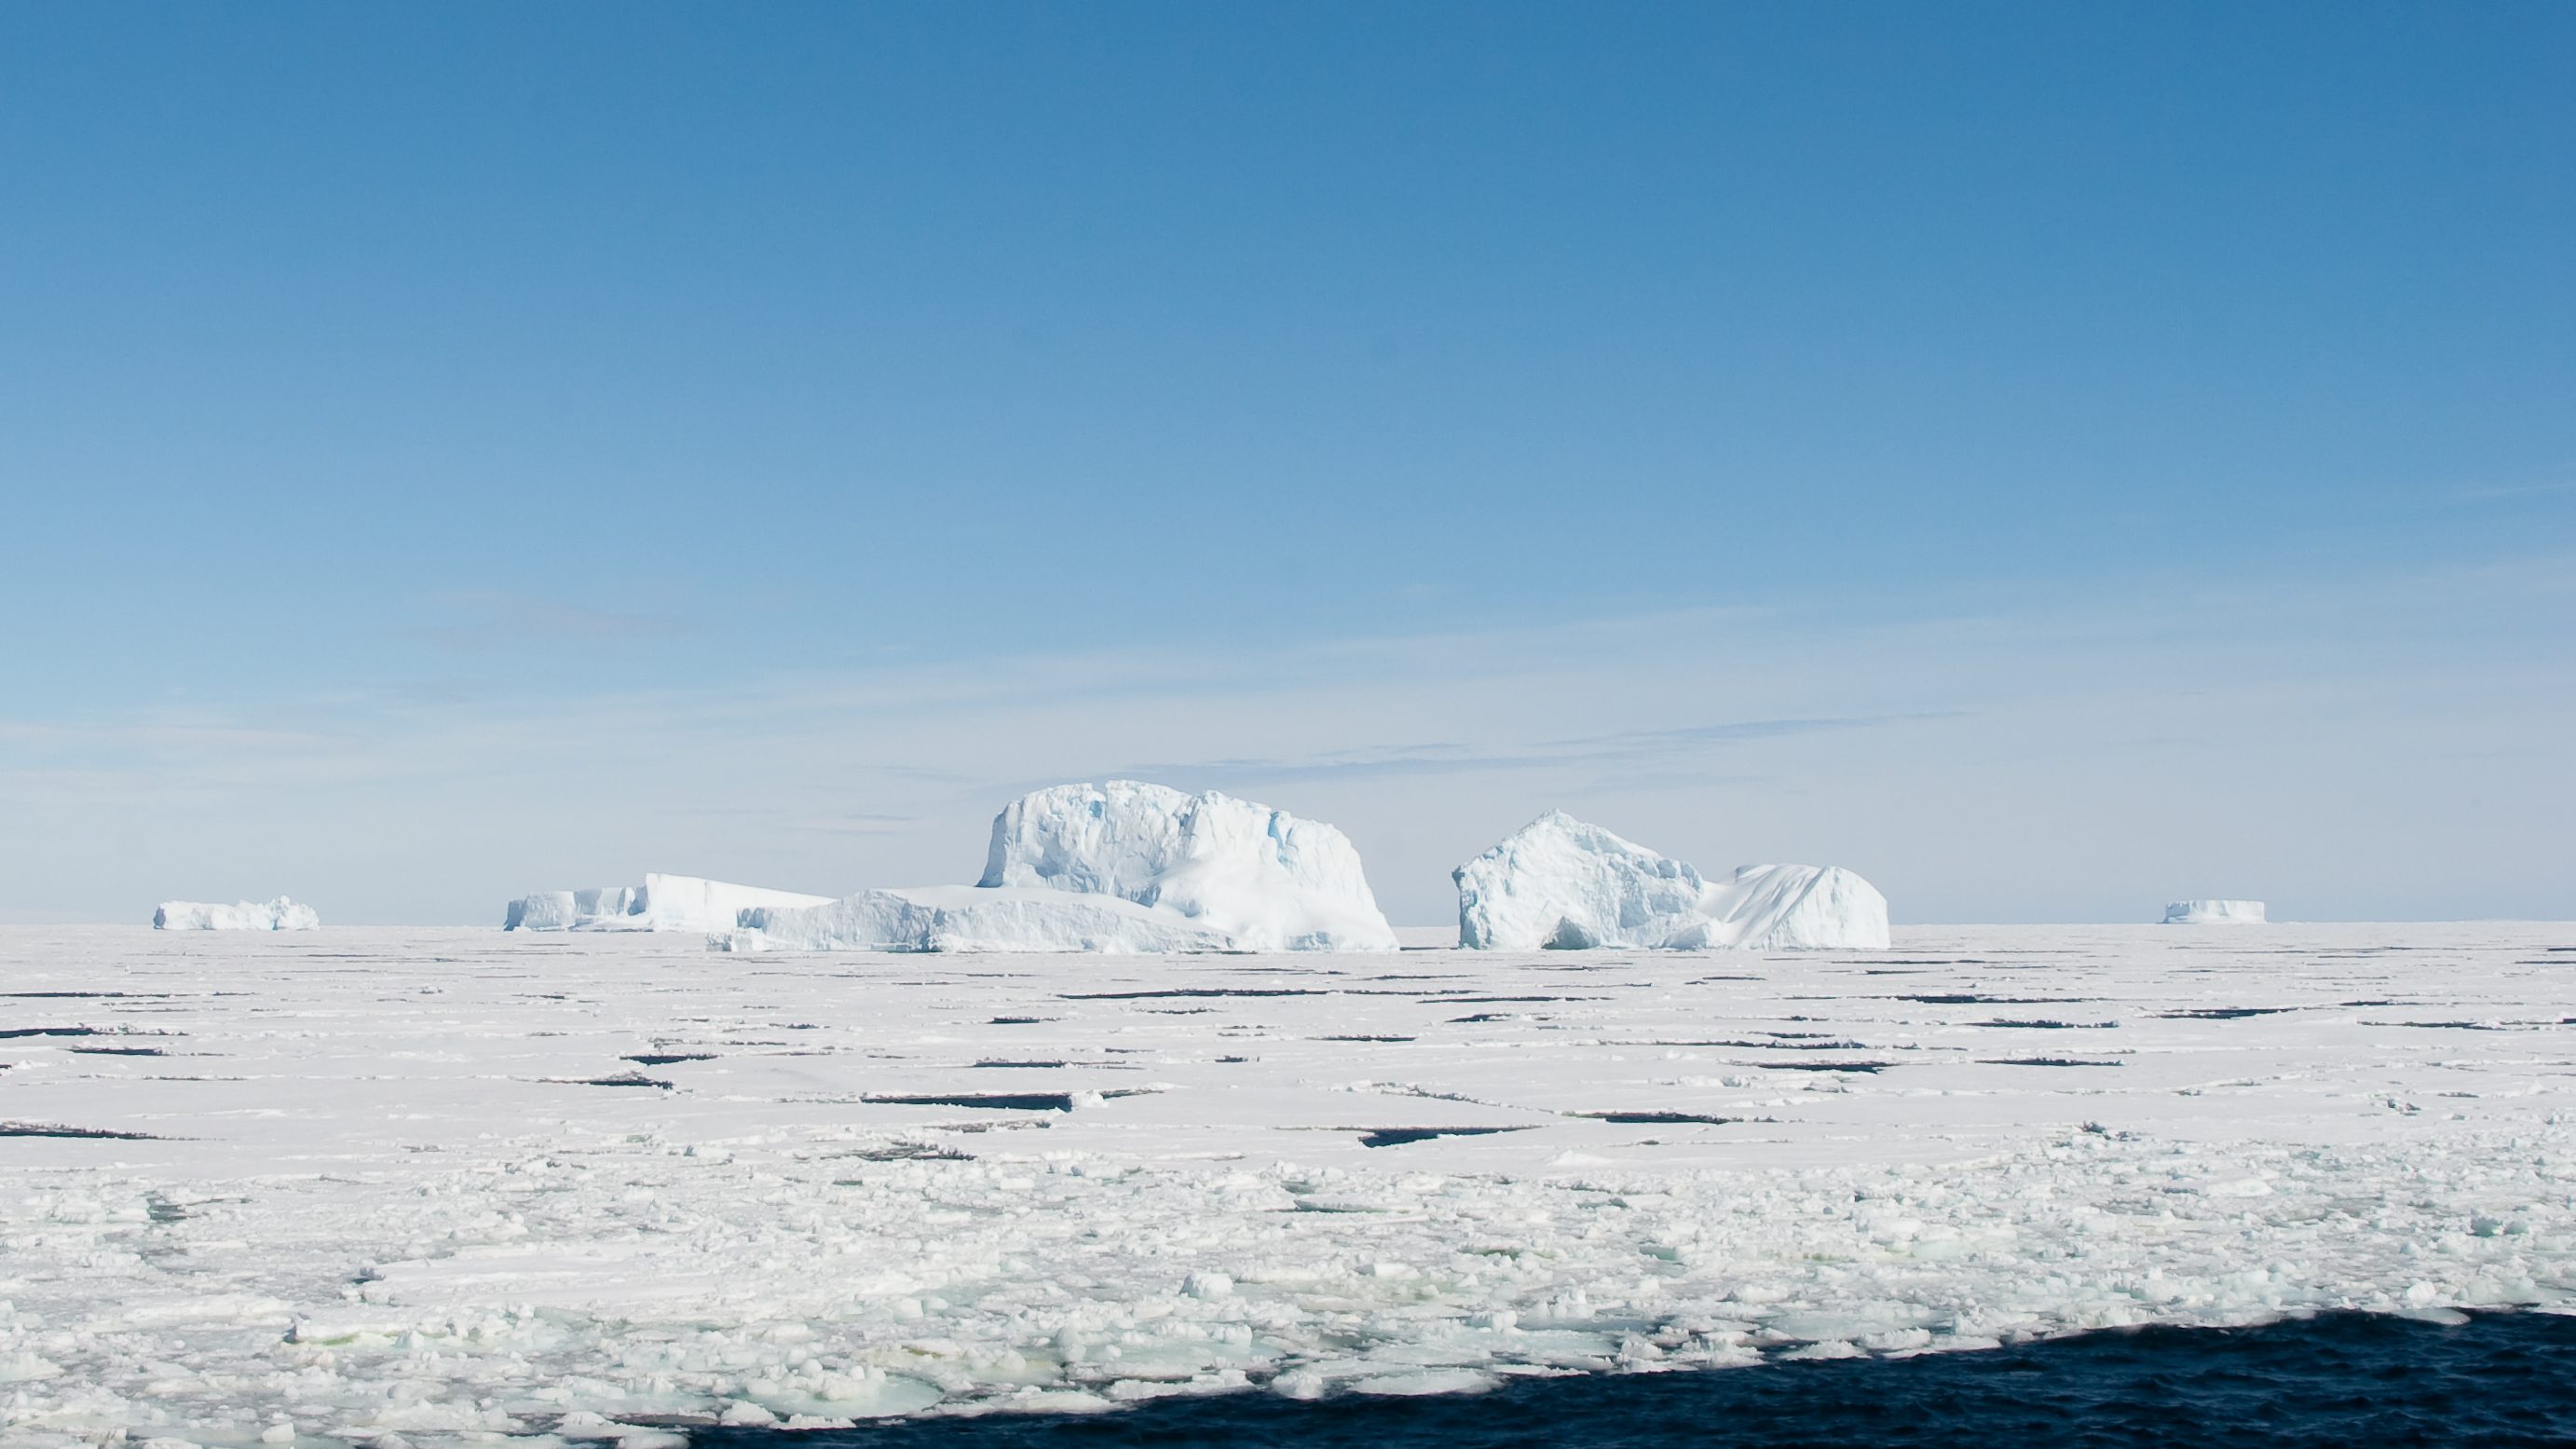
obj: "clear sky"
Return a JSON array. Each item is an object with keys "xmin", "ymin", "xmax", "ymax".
[{"xmin": 3, "ymin": 3, "xmax": 2569, "ymax": 925}]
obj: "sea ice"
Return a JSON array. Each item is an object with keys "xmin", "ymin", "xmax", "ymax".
[
  {"xmin": 2165, "ymin": 899, "xmax": 2268, "ymax": 925},
  {"xmin": 1453, "ymin": 811, "xmax": 1887, "ymax": 950},
  {"xmin": 730, "ymin": 781, "xmax": 1398, "ymax": 953},
  {"xmin": 149, "ymin": 897, "xmax": 319, "ymax": 931},
  {"xmin": 503, "ymin": 873, "xmax": 833, "ymax": 932},
  {"xmin": 6, "ymin": 920, "xmax": 2572, "ymax": 1443}
]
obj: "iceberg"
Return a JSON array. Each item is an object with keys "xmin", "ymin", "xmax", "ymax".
[
  {"xmin": 503, "ymin": 885, "xmax": 643, "ymax": 931},
  {"xmin": 504, "ymin": 873, "xmax": 833, "ymax": 932},
  {"xmin": 153, "ymin": 897, "xmax": 320, "ymax": 931},
  {"xmin": 2164, "ymin": 899, "xmax": 2267, "ymax": 925},
  {"xmin": 980, "ymin": 781, "xmax": 1397, "ymax": 951},
  {"xmin": 723, "ymin": 781, "xmax": 1399, "ymax": 953},
  {"xmin": 719, "ymin": 885, "xmax": 1235, "ymax": 954},
  {"xmin": 1452, "ymin": 811, "xmax": 1888, "ymax": 950}
]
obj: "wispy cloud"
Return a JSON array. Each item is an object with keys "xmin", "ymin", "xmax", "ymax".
[
  {"xmin": 661, "ymin": 806, "xmax": 914, "ymax": 823},
  {"xmin": 3, "ymin": 558, "xmax": 2568, "ymax": 923},
  {"xmin": 399, "ymin": 591, "xmax": 687, "ymax": 653},
  {"xmin": 648, "ymin": 804, "xmax": 920, "ymax": 839},
  {"xmin": 0, "ymin": 720, "xmax": 340, "ymax": 755},
  {"xmin": 1544, "ymin": 713, "xmax": 1959, "ymax": 754},
  {"xmin": 2446, "ymin": 477, "xmax": 2576, "ymax": 505},
  {"xmin": 1099, "ymin": 714, "xmax": 1957, "ymax": 788}
]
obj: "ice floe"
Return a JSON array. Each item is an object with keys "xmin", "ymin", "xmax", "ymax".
[
  {"xmin": 1453, "ymin": 811, "xmax": 1887, "ymax": 950},
  {"xmin": 504, "ymin": 872, "xmax": 833, "ymax": 932},
  {"xmin": 2165, "ymin": 899, "xmax": 2268, "ymax": 925},
  {"xmin": 149, "ymin": 897, "xmax": 319, "ymax": 931},
  {"xmin": 729, "ymin": 781, "xmax": 1398, "ymax": 953}
]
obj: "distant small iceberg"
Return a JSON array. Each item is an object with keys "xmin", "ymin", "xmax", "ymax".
[
  {"xmin": 154, "ymin": 897, "xmax": 320, "ymax": 931},
  {"xmin": 2163, "ymin": 899, "xmax": 2266, "ymax": 925},
  {"xmin": 503, "ymin": 873, "xmax": 833, "ymax": 933}
]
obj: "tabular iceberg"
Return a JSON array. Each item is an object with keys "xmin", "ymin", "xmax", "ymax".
[
  {"xmin": 722, "ymin": 885, "xmax": 1236, "ymax": 953},
  {"xmin": 153, "ymin": 897, "xmax": 320, "ymax": 931},
  {"xmin": 723, "ymin": 781, "xmax": 1400, "ymax": 953},
  {"xmin": 1453, "ymin": 811, "xmax": 1888, "ymax": 950},
  {"xmin": 2164, "ymin": 898, "xmax": 2267, "ymax": 925},
  {"xmin": 504, "ymin": 873, "xmax": 833, "ymax": 932}
]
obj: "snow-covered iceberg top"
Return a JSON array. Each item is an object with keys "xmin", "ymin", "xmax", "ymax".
[
  {"xmin": 505, "ymin": 873, "xmax": 833, "ymax": 933},
  {"xmin": 1453, "ymin": 811, "xmax": 1888, "ymax": 950},
  {"xmin": 2164, "ymin": 898, "xmax": 2267, "ymax": 925},
  {"xmin": 724, "ymin": 781, "xmax": 1398, "ymax": 953},
  {"xmin": 153, "ymin": 897, "xmax": 319, "ymax": 931}
]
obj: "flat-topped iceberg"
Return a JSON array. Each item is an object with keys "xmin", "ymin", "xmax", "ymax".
[
  {"xmin": 1453, "ymin": 811, "xmax": 1888, "ymax": 950},
  {"xmin": 718, "ymin": 885, "xmax": 1235, "ymax": 954},
  {"xmin": 505, "ymin": 873, "xmax": 833, "ymax": 932},
  {"xmin": 723, "ymin": 781, "xmax": 1399, "ymax": 953},
  {"xmin": 2164, "ymin": 898, "xmax": 2267, "ymax": 925},
  {"xmin": 503, "ymin": 885, "xmax": 643, "ymax": 931},
  {"xmin": 154, "ymin": 897, "xmax": 320, "ymax": 931}
]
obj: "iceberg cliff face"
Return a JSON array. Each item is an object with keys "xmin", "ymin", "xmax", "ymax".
[
  {"xmin": 977, "ymin": 781, "xmax": 1398, "ymax": 952},
  {"xmin": 154, "ymin": 898, "xmax": 320, "ymax": 931},
  {"xmin": 2164, "ymin": 899, "xmax": 2267, "ymax": 925},
  {"xmin": 503, "ymin": 886, "xmax": 643, "ymax": 931},
  {"xmin": 718, "ymin": 885, "xmax": 1235, "ymax": 954},
  {"xmin": 1453, "ymin": 812, "xmax": 1888, "ymax": 950},
  {"xmin": 504, "ymin": 874, "xmax": 831, "ymax": 932}
]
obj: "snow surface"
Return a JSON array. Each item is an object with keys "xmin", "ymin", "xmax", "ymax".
[
  {"xmin": 148, "ymin": 897, "xmax": 319, "ymax": 931},
  {"xmin": 2165, "ymin": 899, "xmax": 2268, "ymax": 925},
  {"xmin": 6, "ymin": 921, "xmax": 2574, "ymax": 1444},
  {"xmin": 503, "ymin": 873, "xmax": 833, "ymax": 933},
  {"xmin": 979, "ymin": 781, "xmax": 1398, "ymax": 952},
  {"xmin": 1454, "ymin": 812, "xmax": 1888, "ymax": 950}
]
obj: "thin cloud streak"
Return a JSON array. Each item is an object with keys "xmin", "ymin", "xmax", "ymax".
[
  {"xmin": 1, "ymin": 556, "xmax": 2569, "ymax": 923},
  {"xmin": 1102, "ymin": 714, "xmax": 1962, "ymax": 789},
  {"xmin": 399, "ymin": 591, "xmax": 688, "ymax": 654}
]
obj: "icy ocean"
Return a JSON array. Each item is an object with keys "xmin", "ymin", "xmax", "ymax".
[
  {"xmin": 7, "ymin": 922, "xmax": 2576, "ymax": 1444},
  {"xmin": 697, "ymin": 1312, "xmax": 2576, "ymax": 1447}
]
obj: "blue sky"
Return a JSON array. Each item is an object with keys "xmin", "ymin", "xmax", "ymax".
[{"xmin": 2, "ymin": 3, "xmax": 2569, "ymax": 924}]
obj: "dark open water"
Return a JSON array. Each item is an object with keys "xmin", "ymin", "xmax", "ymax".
[{"xmin": 699, "ymin": 1310, "xmax": 2576, "ymax": 1448}]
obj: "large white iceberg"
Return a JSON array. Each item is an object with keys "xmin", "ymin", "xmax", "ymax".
[
  {"xmin": 981, "ymin": 781, "xmax": 1398, "ymax": 951},
  {"xmin": 504, "ymin": 873, "xmax": 833, "ymax": 933},
  {"xmin": 2164, "ymin": 898, "xmax": 2267, "ymax": 925},
  {"xmin": 154, "ymin": 897, "xmax": 320, "ymax": 931},
  {"xmin": 1452, "ymin": 811, "xmax": 1888, "ymax": 950},
  {"xmin": 724, "ymin": 781, "xmax": 1399, "ymax": 953}
]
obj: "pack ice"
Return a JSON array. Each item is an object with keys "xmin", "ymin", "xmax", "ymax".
[
  {"xmin": 504, "ymin": 873, "xmax": 833, "ymax": 932},
  {"xmin": 149, "ymin": 897, "xmax": 319, "ymax": 931},
  {"xmin": 1453, "ymin": 811, "xmax": 1888, "ymax": 950},
  {"xmin": 2165, "ymin": 898, "xmax": 2268, "ymax": 924},
  {"xmin": 13, "ymin": 919, "xmax": 2576, "ymax": 1444},
  {"xmin": 727, "ymin": 781, "xmax": 1399, "ymax": 953}
]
